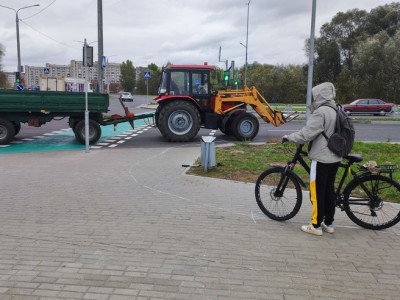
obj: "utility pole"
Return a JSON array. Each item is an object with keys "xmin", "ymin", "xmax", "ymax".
[
  {"xmin": 306, "ymin": 0, "xmax": 317, "ymax": 120},
  {"xmin": 83, "ymin": 38, "xmax": 90, "ymax": 153},
  {"xmin": 97, "ymin": 0, "xmax": 104, "ymax": 93},
  {"xmin": 218, "ymin": 46, "xmax": 228, "ymax": 69}
]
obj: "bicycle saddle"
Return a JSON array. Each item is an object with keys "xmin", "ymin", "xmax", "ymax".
[{"xmin": 344, "ymin": 154, "xmax": 363, "ymax": 163}]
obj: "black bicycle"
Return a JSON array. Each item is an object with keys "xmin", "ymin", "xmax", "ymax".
[{"xmin": 255, "ymin": 143, "xmax": 400, "ymax": 230}]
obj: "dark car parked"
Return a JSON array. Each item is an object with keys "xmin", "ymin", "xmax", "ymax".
[{"xmin": 343, "ymin": 98, "xmax": 394, "ymax": 116}]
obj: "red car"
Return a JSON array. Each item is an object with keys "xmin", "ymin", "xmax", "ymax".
[{"xmin": 343, "ymin": 98, "xmax": 394, "ymax": 116}]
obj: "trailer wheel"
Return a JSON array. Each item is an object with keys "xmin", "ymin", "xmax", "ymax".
[
  {"xmin": 0, "ymin": 119, "xmax": 16, "ymax": 145},
  {"xmin": 74, "ymin": 119, "xmax": 102, "ymax": 145},
  {"xmin": 158, "ymin": 101, "xmax": 201, "ymax": 142},
  {"xmin": 13, "ymin": 122, "xmax": 21, "ymax": 136},
  {"xmin": 232, "ymin": 113, "xmax": 259, "ymax": 141}
]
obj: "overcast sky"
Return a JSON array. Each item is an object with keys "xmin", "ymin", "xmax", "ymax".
[{"xmin": 0, "ymin": 0, "xmax": 396, "ymax": 72}]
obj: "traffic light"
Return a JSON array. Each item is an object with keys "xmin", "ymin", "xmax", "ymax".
[
  {"xmin": 83, "ymin": 45, "xmax": 93, "ymax": 67},
  {"xmin": 15, "ymin": 72, "xmax": 21, "ymax": 84},
  {"xmin": 223, "ymin": 70, "xmax": 230, "ymax": 82}
]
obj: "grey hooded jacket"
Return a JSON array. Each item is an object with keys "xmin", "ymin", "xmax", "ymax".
[{"xmin": 287, "ymin": 82, "xmax": 342, "ymax": 163}]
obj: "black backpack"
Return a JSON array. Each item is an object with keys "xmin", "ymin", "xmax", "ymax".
[{"xmin": 322, "ymin": 105, "xmax": 355, "ymax": 157}]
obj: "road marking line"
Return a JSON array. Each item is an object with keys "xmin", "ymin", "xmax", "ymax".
[{"xmin": 3, "ymin": 122, "xmax": 156, "ymax": 152}]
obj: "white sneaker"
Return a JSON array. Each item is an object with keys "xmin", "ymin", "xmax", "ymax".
[
  {"xmin": 301, "ymin": 224, "xmax": 323, "ymax": 236},
  {"xmin": 321, "ymin": 222, "xmax": 334, "ymax": 234}
]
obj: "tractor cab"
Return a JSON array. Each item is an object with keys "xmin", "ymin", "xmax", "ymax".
[{"xmin": 156, "ymin": 64, "xmax": 217, "ymax": 112}]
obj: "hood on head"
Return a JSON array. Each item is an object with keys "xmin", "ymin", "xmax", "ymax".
[
  {"xmin": 312, "ymin": 82, "xmax": 335, "ymax": 103},
  {"xmin": 310, "ymin": 82, "xmax": 336, "ymax": 111}
]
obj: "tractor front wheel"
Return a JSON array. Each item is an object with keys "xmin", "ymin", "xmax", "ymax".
[{"xmin": 231, "ymin": 113, "xmax": 259, "ymax": 141}]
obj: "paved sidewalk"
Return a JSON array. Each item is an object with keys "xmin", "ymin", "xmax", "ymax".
[{"xmin": 0, "ymin": 144, "xmax": 399, "ymax": 300}]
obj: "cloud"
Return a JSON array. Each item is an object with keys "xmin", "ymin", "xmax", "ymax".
[{"xmin": 0, "ymin": 0, "xmax": 394, "ymax": 72}]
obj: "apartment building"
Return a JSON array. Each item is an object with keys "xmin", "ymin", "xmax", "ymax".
[{"xmin": 21, "ymin": 60, "xmax": 121, "ymax": 90}]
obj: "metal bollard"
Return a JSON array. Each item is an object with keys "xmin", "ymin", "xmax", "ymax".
[{"xmin": 200, "ymin": 136, "xmax": 216, "ymax": 172}]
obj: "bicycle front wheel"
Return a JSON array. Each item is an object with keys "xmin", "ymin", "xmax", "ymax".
[
  {"xmin": 255, "ymin": 167, "xmax": 303, "ymax": 221},
  {"xmin": 343, "ymin": 174, "xmax": 400, "ymax": 230}
]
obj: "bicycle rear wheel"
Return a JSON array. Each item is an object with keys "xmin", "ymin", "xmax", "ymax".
[
  {"xmin": 255, "ymin": 167, "xmax": 303, "ymax": 221},
  {"xmin": 343, "ymin": 174, "xmax": 400, "ymax": 230}
]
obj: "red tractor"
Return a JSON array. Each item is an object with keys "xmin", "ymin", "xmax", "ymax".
[{"xmin": 154, "ymin": 64, "xmax": 286, "ymax": 142}]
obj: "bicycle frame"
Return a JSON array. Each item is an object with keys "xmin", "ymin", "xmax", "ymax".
[
  {"xmin": 272, "ymin": 145, "xmax": 309, "ymax": 197},
  {"xmin": 283, "ymin": 144, "xmax": 376, "ymax": 210},
  {"xmin": 257, "ymin": 143, "xmax": 400, "ymax": 229}
]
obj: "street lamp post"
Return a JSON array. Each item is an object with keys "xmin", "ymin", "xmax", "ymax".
[
  {"xmin": 240, "ymin": 42, "xmax": 247, "ymax": 86},
  {"xmin": 240, "ymin": 0, "xmax": 251, "ymax": 86},
  {"xmin": 0, "ymin": 4, "xmax": 40, "ymax": 74}
]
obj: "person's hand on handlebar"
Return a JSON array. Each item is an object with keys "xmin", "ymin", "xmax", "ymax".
[{"xmin": 282, "ymin": 135, "xmax": 289, "ymax": 143}]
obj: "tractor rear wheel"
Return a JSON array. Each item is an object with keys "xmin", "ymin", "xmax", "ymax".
[
  {"xmin": 157, "ymin": 101, "xmax": 201, "ymax": 142},
  {"xmin": 155, "ymin": 105, "xmax": 161, "ymax": 128},
  {"xmin": 231, "ymin": 112, "xmax": 259, "ymax": 141}
]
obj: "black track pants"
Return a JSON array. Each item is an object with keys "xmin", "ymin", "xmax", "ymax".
[{"xmin": 309, "ymin": 160, "xmax": 340, "ymax": 227}]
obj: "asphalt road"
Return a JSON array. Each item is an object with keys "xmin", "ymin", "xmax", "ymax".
[
  {"xmin": 119, "ymin": 95, "xmax": 400, "ymax": 144},
  {"xmin": 1, "ymin": 94, "xmax": 399, "ymax": 154}
]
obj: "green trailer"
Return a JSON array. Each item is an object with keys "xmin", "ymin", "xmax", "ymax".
[{"xmin": 0, "ymin": 90, "xmax": 154, "ymax": 145}]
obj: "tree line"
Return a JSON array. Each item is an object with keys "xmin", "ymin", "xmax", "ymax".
[{"xmin": 247, "ymin": 2, "xmax": 400, "ymax": 105}]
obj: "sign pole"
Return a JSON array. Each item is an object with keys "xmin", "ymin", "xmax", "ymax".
[
  {"xmin": 146, "ymin": 78, "xmax": 149, "ymax": 98},
  {"xmin": 144, "ymin": 71, "xmax": 151, "ymax": 98}
]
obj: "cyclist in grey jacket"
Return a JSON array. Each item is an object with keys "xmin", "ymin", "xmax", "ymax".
[{"xmin": 283, "ymin": 82, "xmax": 341, "ymax": 236}]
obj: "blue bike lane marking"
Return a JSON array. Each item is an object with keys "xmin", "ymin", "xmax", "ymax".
[{"xmin": 0, "ymin": 120, "xmax": 152, "ymax": 154}]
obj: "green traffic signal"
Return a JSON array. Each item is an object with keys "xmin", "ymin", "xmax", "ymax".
[
  {"xmin": 15, "ymin": 72, "xmax": 21, "ymax": 83},
  {"xmin": 223, "ymin": 70, "xmax": 230, "ymax": 82}
]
